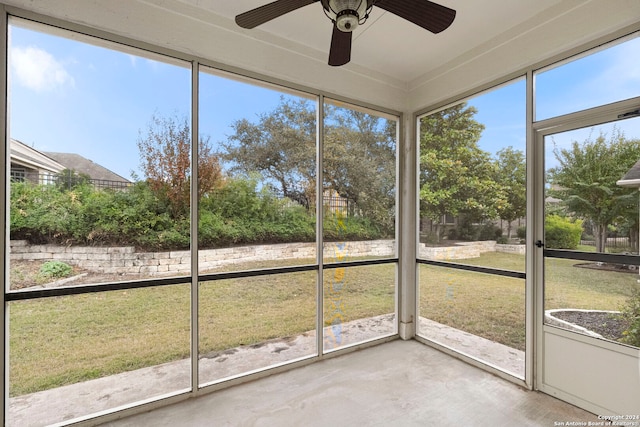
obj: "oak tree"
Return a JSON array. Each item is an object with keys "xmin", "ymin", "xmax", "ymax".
[
  {"xmin": 221, "ymin": 98, "xmax": 316, "ymax": 208},
  {"xmin": 222, "ymin": 98, "xmax": 397, "ymax": 235}
]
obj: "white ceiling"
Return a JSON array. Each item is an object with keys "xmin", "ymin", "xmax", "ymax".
[{"xmin": 175, "ymin": 0, "xmax": 564, "ymax": 83}]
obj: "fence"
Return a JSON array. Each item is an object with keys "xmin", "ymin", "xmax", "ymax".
[
  {"xmin": 12, "ymin": 172, "xmax": 131, "ymax": 190},
  {"xmin": 579, "ymin": 237, "xmax": 634, "ymax": 251},
  {"xmin": 322, "ymin": 194, "xmax": 352, "ymax": 215},
  {"xmin": 278, "ymin": 193, "xmax": 355, "ymax": 216}
]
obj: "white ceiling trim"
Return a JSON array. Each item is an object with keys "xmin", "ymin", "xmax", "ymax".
[
  {"xmin": 143, "ymin": 0, "xmax": 408, "ymax": 90},
  {"xmin": 408, "ymin": 0, "xmax": 590, "ymax": 92},
  {"xmin": 407, "ymin": 0, "xmax": 640, "ymax": 111}
]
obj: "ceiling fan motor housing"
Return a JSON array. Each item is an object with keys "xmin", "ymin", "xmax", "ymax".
[{"xmin": 323, "ymin": 0, "xmax": 370, "ymax": 32}]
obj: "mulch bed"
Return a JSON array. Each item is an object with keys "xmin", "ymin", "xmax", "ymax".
[
  {"xmin": 552, "ymin": 310, "xmax": 629, "ymax": 341},
  {"xmin": 575, "ymin": 262, "xmax": 639, "ymax": 274}
]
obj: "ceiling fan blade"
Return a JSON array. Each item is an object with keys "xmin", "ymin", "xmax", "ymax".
[
  {"xmin": 236, "ymin": 0, "xmax": 319, "ymax": 29},
  {"xmin": 376, "ymin": 0, "xmax": 456, "ymax": 33},
  {"xmin": 328, "ymin": 24, "xmax": 352, "ymax": 66}
]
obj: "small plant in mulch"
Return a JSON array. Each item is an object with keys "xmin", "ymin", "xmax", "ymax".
[
  {"xmin": 620, "ymin": 289, "xmax": 640, "ymax": 347},
  {"xmin": 38, "ymin": 261, "xmax": 73, "ymax": 281}
]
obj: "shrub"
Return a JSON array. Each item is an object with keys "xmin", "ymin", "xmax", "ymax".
[
  {"xmin": 545, "ymin": 215, "xmax": 583, "ymax": 249},
  {"xmin": 456, "ymin": 217, "xmax": 478, "ymax": 241},
  {"xmin": 496, "ymin": 236, "xmax": 509, "ymax": 244},
  {"xmin": 10, "ymin": 177, "xmax": 388, "ymax": 250},
  {"xmin": 478, "ymin": 223, "xmax": 502, "ymax": 241},
  {"xmin": 10, "ymin": 181, "xmax": 89, "ymax": 243},
  {"xmin": 620, "ymin": 290, "xmax": 640, "ymax": 347},
  {"xmin": 323, "ymin": 215, "xmax": 382, "ymax": 241},
  {"xmin": 39, "ymin": 261, "xmax": 73, "ymax": 280},
  {"xmin": 447, "ymin": 228, "xmax": 458, "ymax": 240},
  {"xmin": 516, "ymin": 226, "xmax": 526, "ymax": 240},
  {"xmin": 421, "ymin": 231, "xmax": 440, "ymax": 245},
  {"xmin": 454, "ymin": 219, "xmax": 502, "ymax": 242}
]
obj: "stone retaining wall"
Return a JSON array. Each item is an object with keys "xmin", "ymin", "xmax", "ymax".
[
  {"xmin": 11, "ymin": 239, "xmax": 525, "ymax": 275},
  {"xmin": 494, "ymin": 243, "xmax": 526, "ymax": 255},
  {"xmin": 419, "ymin": 241, "xmax": 525, "ymax": 260},
  {"xmin": 10, "ymin": 240, "xmax": 396, "ymax": 276}
]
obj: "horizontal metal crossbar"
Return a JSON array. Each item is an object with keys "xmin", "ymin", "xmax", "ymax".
[
  {"xmin": 6, "ymin": 259, "xmax": 399, "ymax": 301},
  {"xmin": 417, "ymin": 258, "xmax": 526, "ymax": 279},
  {"xmin": 544, "ymin": 249, "xmax": 640, "ymax": 265}
]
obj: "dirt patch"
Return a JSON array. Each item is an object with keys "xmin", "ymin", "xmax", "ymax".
[
  {"xmin": 9, "ymin": 260, "xmax": 144, "ymax": 291},
  {"xmin": 9, "ymin": 260, "xmax": 64, "ymax": 290},
  {"xmin": 552, "ymin": 310, "xmax": 629, "ymax": 341}
]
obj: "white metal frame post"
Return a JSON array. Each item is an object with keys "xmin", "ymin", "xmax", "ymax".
[
  {"xmin": 1, "ymin": 5, "xmax": 7, "ymax": 425},
  {"xmin": 190, "ymin": 61, "xmax": 200, "ymax": 393},
  {"xmin": 399, "ymin": 112, "xmax": 416, "ymax": 340},
  {"xmin": 525, "ymin": 69, "xmax": 537, "ymax": 390},
  {"xmin": 316, "ymin": 94, "xmax": 325, "ymax": 355}
]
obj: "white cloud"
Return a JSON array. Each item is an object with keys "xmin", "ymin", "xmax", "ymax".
[{"xmin": 10, "ymin": 46, "xmax": 75, "ymax": 92}]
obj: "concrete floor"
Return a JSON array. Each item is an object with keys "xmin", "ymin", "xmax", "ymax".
[{"xmin": 104, "ymin": 340, "xmax": 597, "ymax": 427}]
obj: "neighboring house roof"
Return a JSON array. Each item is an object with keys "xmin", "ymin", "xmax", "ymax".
[
  {"xmin": 43, "ymin": 152, "xmax": 130, "ymax": 183},
  {"xmin": 617, "ymin": 159, "xmax": 640, "ymax": 188},
  {"xmin": 10, "ymin": 139, "xmax": 65, "ymax": 173},
  {"xmin": 10, "ymin": 138, "xmax": 130, "ymax": 184}
]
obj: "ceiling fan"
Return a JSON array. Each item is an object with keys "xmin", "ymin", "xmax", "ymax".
[{"xmin": 235, "ymin": 0, "xmax": 456, "ymax": 67}]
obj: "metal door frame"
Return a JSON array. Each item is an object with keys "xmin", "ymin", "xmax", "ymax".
[{"xmin": 533, "ymin": 96, "xmax": 640, "ymax": 414}]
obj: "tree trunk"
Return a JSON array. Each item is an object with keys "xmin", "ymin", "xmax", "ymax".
[
  {"xmin": 433, "ymin": 222, "xmax": 441, "ymax": 243},
  {"xmin": 630, "ymin": 223, "xmax": 639, "ymax": 254},
  {"xmin": 594, "ymin": 223, "xmax": 607, "ymax": 253}
]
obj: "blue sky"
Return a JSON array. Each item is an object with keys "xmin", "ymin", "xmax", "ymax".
[
  {"xmin": 8, "ymin": 18, "xmax": 640, "ymax": 180},
  {"xmin": 468, "ymin": 78, "xmax": 526, "ymax": 154},
  {"xmin": 9, "ymin": 21, "xmax": 289, "ymax": 179}
]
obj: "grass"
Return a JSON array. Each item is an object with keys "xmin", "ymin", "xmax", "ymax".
[
  {"xmin": 420, "ymin": 264, "xmax": 526, "ymax": 350},
  {"xmin": 9, "ymin": 251, "xmax": 639, "ymax": 396},
  {"xmin": 10, "ymin": 286, "xmax": 192, "ymax": 396},
  {"xmin": 419, "ymin": 252, "xmax": 640, "ymax": 352},
  {"xmin": 9, "ymin": 260, "xmax": 395, "ymax": 396},
  {"xmin": 544, "ymin": 257, "xmax": 638, "ymax": 309}
]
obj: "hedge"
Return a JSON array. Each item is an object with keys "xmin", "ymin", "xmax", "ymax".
[
  {"xmin": 10, "ymin": 179, "xmax": 387, "ymax": 251},
  {"xmin": 545, "ymin": 215, "xmax": 583, "ymax": 249}
]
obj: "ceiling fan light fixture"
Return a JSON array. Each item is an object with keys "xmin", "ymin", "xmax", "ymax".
[
  {"xmin": 322, "ymin": 0, "xmax": 370, "ymax": 32},
  {"xmin": 335, "ymin": 9, "xmax": 359, "ymax": 32}
]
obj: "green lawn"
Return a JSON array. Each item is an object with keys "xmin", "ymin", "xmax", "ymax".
[
  {"xmin": 419, "ymin": 252, "xmax": 639, "ymax": 351},
  {"xmin": 9, "ymin": 251, "xmax": 639, "ymax": 396},
  {"xmin": 9, "ymin": 261, "xmax": 395, "ymax": 396},
  {"xmin": 420, "ymin": 263, "xmax": 527, "ymax": 350}
]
